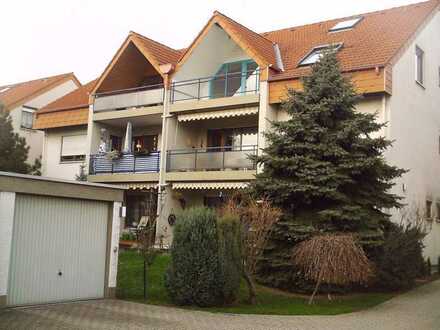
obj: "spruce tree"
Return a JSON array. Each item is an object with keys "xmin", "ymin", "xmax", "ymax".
[
  {"xmin": 0, "ymin": 103, "xmax": 31, "ymax": 174},
  {"xmin": 252, "ymin": 51, "xmax": 406, "ymax": 291}
]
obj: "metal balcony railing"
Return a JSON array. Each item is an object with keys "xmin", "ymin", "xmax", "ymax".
[
  {"xmin": 166, "ymin": 145, "xmax": 257, "ymax": 172},
  {"xmin": 93, "ymin": 84, "xmax": 164, "ymax": 112},
  {"xmin": 89, "ymin": 152, "xmax": 160, "ymax": 174},
  {"xmin": 170, "ymin": 70, "xmax": 259, "ymax": 103}
]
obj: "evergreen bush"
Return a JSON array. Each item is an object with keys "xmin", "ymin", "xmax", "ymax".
[
  {"xmin": 217, "ymin": 214, "xmax": 242, "ymax": 304},
  {"xmin": 372, "ymin": 222, "xmax": 425, "ymax": 291},
  {"xmin": 165, "ymin": 207, "xmax": 221, "ymax": 306}
]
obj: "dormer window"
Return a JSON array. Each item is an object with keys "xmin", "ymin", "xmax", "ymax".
[
  {"xmin": 298, "ymin": 43, "xmax": 343, "ymax": 66},
  {"xmin": 329, "ymin": 17, "xmax": 363, "ymax": 32}
]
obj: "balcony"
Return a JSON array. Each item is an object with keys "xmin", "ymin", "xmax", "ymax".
[
  {"xmin": 170, "ymin": 70, "xmax": 259, "ymax": 103},
  {"xmin": 94, "ymin": 84, "xmax": 164, "ymax": 112},
  {"xmin": 166, "ymin": 145, "xmax": 257, "ymax": 172},
  {"xmin": 89, "ymin": 152, "xmax": 160, "ymax": 175}
]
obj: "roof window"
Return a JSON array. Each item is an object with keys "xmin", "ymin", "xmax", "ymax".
[
  {"xmin": 0, "ymin": 87, "xmax": 11, "ymax": 93},
  {"xmin": 329, "ymin": 17, "xmax": 363, "ymax": 32},
  {"xmin": 298, "ymin": 43, "xmax": 343, "ymax": 66}
]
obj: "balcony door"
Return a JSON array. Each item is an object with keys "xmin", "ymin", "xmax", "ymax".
[
  {"xmin": 207, "ymin": 127, "xmax": 257, "ymax": 151},
  {"xmin": 132, "ymin": 135, "xmax": 158, "ymax": 154}
]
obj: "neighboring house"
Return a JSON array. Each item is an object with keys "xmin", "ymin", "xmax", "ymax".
[
  {"xmin": 0, "ymin": 73, "xmax": 81, "ymax": 165},
  {"xmin": 82, "ymin": 0, "xmax": 439, "ymax": 260},
  {"xmin": 33, "ymin": 80, "xmax": 96, "ymax": 180}
]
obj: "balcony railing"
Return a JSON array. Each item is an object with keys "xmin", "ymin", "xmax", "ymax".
[
  {"xmin": 170, "ymin": 70, "xmax": 259, "ymax": 103},
  {"xmin": 166, "ymin": 145, "xmax": 257, "ymax": 172},
  {"xmin": 94, "ymin": 84, "xmax": 164, "ymax": 112},
  {"xmin": 89, "ymin": 152, "xmax": 160, "ymax": 174}
]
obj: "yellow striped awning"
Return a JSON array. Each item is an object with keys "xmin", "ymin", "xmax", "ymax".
[
  {"xmin": 117, "ymin": 183, "xmax": 158, "ymax": 190},
  {"xmin": 177, "ymin": 106, "xmax": 258, "ymax": 122},
  {"xmin": 172, "ymin": 182, "xmax": 249, "ymax": 190}
]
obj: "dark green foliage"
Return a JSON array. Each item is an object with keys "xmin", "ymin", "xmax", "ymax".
[
  {"xmin": 165, "ymin": 207, "xmax": 221, "ymax": 307},
  {"xmin": 372, "ymin": 222, "xmax": 425, "ymax": 291},
  {"xmin": 217, "ymin": 214, "xmax": 242, "ymax": 304},
  {"xmin": 0, "ymin": 103, "xmax": 31, "ymax": 174},
  {"xmin": 251, "ymin": 51, "xmax": 405, "ymax": 291}
]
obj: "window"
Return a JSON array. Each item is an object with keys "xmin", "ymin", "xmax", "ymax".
[
  {"xmin": 132, "ymin": 135, "xmax": 158, "ymax": 154},
  {"xmin": 0, "ymin": 86, "xmax": 11, "ymax": 93},
  {"xmin": 21, "ymin": 109, "xmax": 34, "ymax": 129},
  {"xmin": 60, "ymin": 135, "xmax": 87, "ymax": 162},
  {"xmin": 110, "ymin": 135, "xmax": 122, "ymax": 152},
  {"xmin": 210, "ymin": 60, "xmax": 258, "ymax": 98},
  {"xmin": 207, "ymin": 127, "xmax": 258, "ymax": 150},
  {"xmin": 426, "ymin": 200, "xmax": 432, "ymax": 219},
  {"xmin": 298, "ymin": 43, "xmax": 343, "ymax": 66},
  {"xmin": 415, "ymin": 46, "xmax": 424, "ymax": 86},
  {"xmin": 436, "ymin": 202, "xmax": 440, "ymax": 220},
  {"xmin": 329, "ymin": 17, "xmax": 363, "ymax": 32}
]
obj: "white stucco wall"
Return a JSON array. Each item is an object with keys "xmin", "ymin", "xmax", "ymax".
[
  {"xmin": 8, "ymin": 80, "xmax": 79, "ymax": 164},
  {"xmin": 42, "ymin": 126, "xmax": 88, "ymax": 180},
  {"xmin": 174, "ymin": 25, "xmax": 251, "ymax": 82},
  {"xmin": 386, "ymin": 11, "xmax": 440, "ymax": 262}
]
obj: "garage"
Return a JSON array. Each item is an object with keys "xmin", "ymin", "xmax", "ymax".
[{"xmin": 0, "ymin": 172, "xmax": 125, "ymax": 307}]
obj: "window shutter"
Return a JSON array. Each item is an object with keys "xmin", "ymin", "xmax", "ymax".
[{"xmin": 61, "ymin": 135, "xmax": 87, "ymax": 156}]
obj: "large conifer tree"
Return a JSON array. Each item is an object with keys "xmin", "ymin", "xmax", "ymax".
[
  {"xmin": 0, "ymin": 103, "xmax": 32, "ymax": 174},
  {"xmin": 252, "ymin": 51, "xmax": 405, "ymax": 290}
]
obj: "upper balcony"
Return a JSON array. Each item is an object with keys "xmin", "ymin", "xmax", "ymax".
[
  {"xmin": 170, "ymin": 69, "xmax": 259, "ymax": 104},
  {"xmin": 93, "ymin": 83, "xmax": 164, "ymax": 113}
]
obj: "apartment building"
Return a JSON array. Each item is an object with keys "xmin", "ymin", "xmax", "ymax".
[
  {"xmin": 0, "ymin": 73, "xmax": 81, "ymax": 164},
  {"xmin": 33, "ymin": 80, "xmax": 96, "ymax": 180},
  {"xmin": 83, "ymin": 1, "xmax": 440, "ymax": 259}
]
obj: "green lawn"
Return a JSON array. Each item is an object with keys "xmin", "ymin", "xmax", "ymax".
[{"xmin": 117, "ymin": 250, "xmax": 394, "ymax": 315}]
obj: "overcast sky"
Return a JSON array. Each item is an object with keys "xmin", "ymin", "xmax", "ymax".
[{"xmin": 0, "ymin": 0, "xmax": 423, "ymax": 85}]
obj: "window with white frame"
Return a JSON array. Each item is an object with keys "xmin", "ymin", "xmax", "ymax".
[
  {"xmin": 415, "ymin": 46, "xmax": 424, "ymax": 86},
  {"xmin": 60, "ymin": 135, "xmax": 87, "ymax": 162},
  {"xmin": 21, "ymin": 108, "xmax": 34, "ymax": 129},
  {"xmin": 298, "ymin": 43, "xmax": 343, "ymax": 66},
  {"xmin": 329, "ymin": 17, "xmax": 363, "ymax": 32}
]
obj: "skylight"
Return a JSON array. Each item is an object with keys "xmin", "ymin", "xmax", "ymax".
[
  {"xmin": 298, "ymin": 43, "xmax": 343, "ymax": 66},
  {"xmin": 329, "ymin": 17, "xmax": 363, "ymax": 32},
  {"xmin": 0, "ymin": 87, "xmax": 11, "ymax": 93}
]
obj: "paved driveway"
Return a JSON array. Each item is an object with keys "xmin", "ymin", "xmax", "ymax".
[{"xmin": 1, "ymin": 279, "xmax": 439, "ymax": 330}]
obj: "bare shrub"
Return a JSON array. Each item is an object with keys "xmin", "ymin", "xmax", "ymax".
[
  {"xmin": 221, "ymin": 194, "xmax": 282, "ymax": 304},
  {"xmin": 292, "ymin": 233, "xmax": 373, "ymax": 304}
]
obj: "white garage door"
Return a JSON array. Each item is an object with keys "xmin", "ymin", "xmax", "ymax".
[{"xmin": 7, "ymin": 194, "xmax": 108, "ymax": 306}]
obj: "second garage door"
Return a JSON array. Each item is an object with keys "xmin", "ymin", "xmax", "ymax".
[{"xmin": 7, "ymin": 194, "xmax": 109, "ymax": 306}]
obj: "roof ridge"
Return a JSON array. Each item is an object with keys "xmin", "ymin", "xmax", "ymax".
[
  {"xmin": 129, "ymin": 30, "xmax": 181, "ymax": 53},
  {"xmin": 1, "ymin": 72, "xmax": 75, "ymax": 89},
  {"xmin": 214, "ymin": 10, "xmax": 276, "ymax": 45},
  {"xmin": 260, "ymin": 0, "xmax": 436, "ymax": 36}
]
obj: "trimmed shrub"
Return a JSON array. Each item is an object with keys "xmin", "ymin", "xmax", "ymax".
[
  {"xmin": 165, "ymin": 207, "xmax": 221, "ymax": 306},
  {"xmin": 217, "ymin": 214, "xmax": 242, "ymax": 304},
  {"xmin": 372, "ymin": 222, "xmax": 426, "ymax": 291}
]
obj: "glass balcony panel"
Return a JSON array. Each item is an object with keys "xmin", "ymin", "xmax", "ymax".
[{"xmin": 94, "ymin": 86, "xmax": 164, "ymax": 112}]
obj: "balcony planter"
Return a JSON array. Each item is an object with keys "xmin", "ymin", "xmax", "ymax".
[{"xmin": 106, "ymin": 150, "xmax": 122, "ymax": 160}]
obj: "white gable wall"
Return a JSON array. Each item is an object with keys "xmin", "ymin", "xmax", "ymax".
[
  {"xmin": 387, "ymin": 10, "xmax": 440, "ymax": 262},
  {"xmin": 8, "ymin": 80, "xmax": 79, "ymax": 164}
]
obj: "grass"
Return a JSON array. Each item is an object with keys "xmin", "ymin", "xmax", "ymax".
[{"xmin": 117, "ymin": 250, "xmax": 394, "ymax": 315}]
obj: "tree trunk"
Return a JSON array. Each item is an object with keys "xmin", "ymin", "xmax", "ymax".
[
  {"xmin": 308, "ymin": 274, "xmax": 322, "ymax": 305},
  {"xmin": 243, "ymin": 270, "xmax": 257, "ymax": 304}
]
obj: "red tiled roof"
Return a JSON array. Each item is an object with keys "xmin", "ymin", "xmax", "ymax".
[
  {"xmin": 263, "ymin": 0, "xmax": 439, "ymax": 80},
  {"xmin": 212, "ymin": 11, "xmax": 280, "ymax": 70},
  {"xmin": 38, "ymin": 79, "xmax": 97, "ymax": 114},
  {"xmin": 0, "ymin": 73, "xmax": 81, "ymax": 110},
  {"xmin": 129, "ymin": 31, "xmax": 183, "ymax": 66}
]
